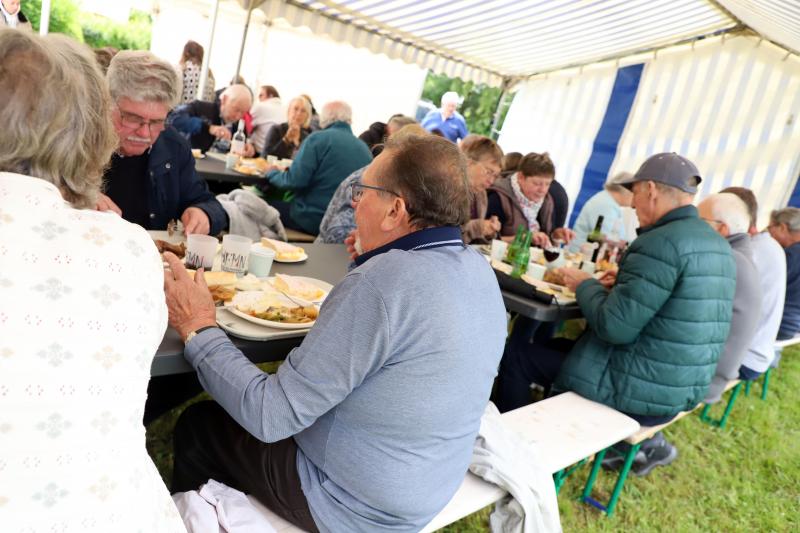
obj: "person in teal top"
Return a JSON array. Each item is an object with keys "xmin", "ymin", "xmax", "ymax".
[
  {"xmin": 571, "ymin": 171, "xmax": 637, "ymax": 250},
  {"xmin": 265, "ymin": 101, "xmax": 372, "ymax": 235}
]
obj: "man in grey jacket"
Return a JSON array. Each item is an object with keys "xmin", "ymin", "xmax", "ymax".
[
  {"xmin": 163, "ymin": 135, "xmax": 508, "ymax": 532},
  {"xmin": 698, "ymin": 192, "xmax": 762, "ymax": 403}
]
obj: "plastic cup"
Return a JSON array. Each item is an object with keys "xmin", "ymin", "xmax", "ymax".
[
  {"xmin": 185, "ymin": 234, "xmax": 218, "ymax": 270},
  {"xmin": 529, "ymin": 247, "xmax": 544, "ymax": 263},
  {"xmin": 266, "ymin": 155, "xmax": 278, "ymax": 165},
  {"xmin": 527, "ymin": 262, "xmax": 547, "ymax": 281},
  {"xmin": 580, "ymin": 261, "xmax": 596, "ymax": 274},
  {"xmin": 490, "ymin": 239, "xmax": 508, "ymax": 261},
  {"xmin": 248, "ymin": 247, "xmax": 275, "ymax": 277},
  {"xmin": 221, "ymin": 234, "xmax": 252, "ymax": 275}
]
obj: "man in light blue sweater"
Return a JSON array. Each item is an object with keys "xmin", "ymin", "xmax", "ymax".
[{"xmin": 163, "ymin": 135, "xmax": 508, "ymax": 532}]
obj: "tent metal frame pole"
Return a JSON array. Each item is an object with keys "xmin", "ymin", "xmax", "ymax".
[
  {"xmin": 490, "ymin": 78, "xmax": 514, "ymax": 140},
  {"xmin": 199, "ymin": 0, "xmax": 222, "ymax": 100},
  {"xmin": 39, "ymin": 0, "xmax": 51, "ymax": 35},
  {"xmin": 234, "ymin": 1, "xmax": 255, "ymax": 82}
]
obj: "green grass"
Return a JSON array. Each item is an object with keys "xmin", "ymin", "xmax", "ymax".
[{"xmin": 146, "ymin": 352, "xmax": 800, "ymax": 531}]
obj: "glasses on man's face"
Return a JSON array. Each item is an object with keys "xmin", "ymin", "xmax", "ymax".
[
  {"xmin": 477, "ymin": 161, "xmax": 501, "ymax": 181},
  {"xmin": 351, "ymin": 182, "xmax": 400, "ymax": 202},
  {"xmin": 117, "ymin": 109, "xmax": 167, "ymax": 133}
]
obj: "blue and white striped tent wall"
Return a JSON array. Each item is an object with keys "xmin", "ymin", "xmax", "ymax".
[
  {"xmin": 499, "ymin": 34, "xmax": 800, "ymax": 227},
  {"xmin": 496, "ymin": 64, "xmax": 619, "ymax": 220}
]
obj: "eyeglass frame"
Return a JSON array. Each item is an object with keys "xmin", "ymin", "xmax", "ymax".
[
  {"xmin": 473, "ymin": 159, "xmax": 501, "ymax": 181},
  {"xmin": 350, "ymin": 182, "xmax": 400, "ymax": 202},
  {"xmin": 116, "ymin": 107, "xmax": 168, "ymax": 134}
]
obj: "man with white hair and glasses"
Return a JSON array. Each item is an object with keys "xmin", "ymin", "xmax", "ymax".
[
  {"xmin": 96, "ymin": 50, "xmax": 227, "ymax": 236},
  {"xmin": 170, "ymin": 83, "xmax": 253, "ymax": 153},
  {"xmin": 263, "ymin": 100, "xmax": 372, "ymax": 235},
  {"xmin": 697, "ymin": 192, "xmax": 762, "ymax": 404}
]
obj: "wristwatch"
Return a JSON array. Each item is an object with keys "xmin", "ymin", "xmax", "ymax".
[{"xmin": 184, "ymin": 325, "xmax": 217, "ymax": 345}]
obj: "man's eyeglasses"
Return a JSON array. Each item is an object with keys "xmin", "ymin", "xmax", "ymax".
[
  {"xmin": 351, "ymin": 182, "xmax": 400, "ymax": 202},
  {"xmin": 118, "ymin": 109, "xmax": 167, "ymax": 133}
]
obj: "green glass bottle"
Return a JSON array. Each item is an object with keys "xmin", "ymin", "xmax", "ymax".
[
  {"xmin": 504, "ymin": 224, "xmax": 525, "ymax": 264},
  {"xmin": 511, "ymin": 230, "xmax": 532, "ymax": 278}
]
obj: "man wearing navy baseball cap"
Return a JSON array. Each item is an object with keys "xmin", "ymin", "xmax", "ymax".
[{"xmin": 496, "ymin": 152, "xmax": 737, "ymax": 475}]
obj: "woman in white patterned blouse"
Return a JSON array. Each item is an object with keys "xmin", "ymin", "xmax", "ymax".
[{"xmin": 0, "ymin": 30, "xmax": 185, "ymax": 532}]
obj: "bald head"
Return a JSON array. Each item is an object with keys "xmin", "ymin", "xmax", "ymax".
[
  {"xmin": 220, "ymin": 84, "xmax": 252, "ymax": 124},
  {"xmin": 320, "ymin": 101, "xmax": 352, "ymax": 129}
]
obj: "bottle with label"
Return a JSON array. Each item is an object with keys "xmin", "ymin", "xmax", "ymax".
[
  {"xmin": 504, "ymin": 224, "xmax": 525, "ymax": 264},
  {"xmin": 231, "ymin": 119, "xmax": 246, "ymax": 155},
  {"xmin": 587, "ymin": 215, "xmax": 605, "ymax": 262},
  {"xmin": 511, "ymin": 230, "xmax": 532, "ymax": 278}
]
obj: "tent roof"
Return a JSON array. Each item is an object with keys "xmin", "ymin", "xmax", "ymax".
[{"xmin": 254, "ymin": 0, "xmax": 800, "ymax": 87}]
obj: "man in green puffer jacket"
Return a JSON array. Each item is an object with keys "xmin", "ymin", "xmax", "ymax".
[{"xmin": 495, "ymin": 153, "xmax": 736, "ymax": 474}]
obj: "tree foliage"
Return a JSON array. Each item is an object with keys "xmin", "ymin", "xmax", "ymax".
[
  {"xmin": 20, "ymin": 1, "xmax": 152, "ymax": 50},
  {"xmin": 421, "ymin": 71, "xmax": 514, "ymax": 139}
]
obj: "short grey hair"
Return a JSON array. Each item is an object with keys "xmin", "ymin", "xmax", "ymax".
[
  {"xmin": 703, "ymin": 193, "xmax": 751, "ymax": 235},
  {"xmin": 320, "ymin": 101, "xmax": 352, "ymax": 128},
  {"xmin": 107, "ymin": 50, "xmax": 180, "ymax": 107},
  {"xmin": 771, "ymin": 207, "xmax": 800, "ymax": 233},
  {"xmin": 0, "ymin": 29, "xmax": 116, "ymax": 209}
]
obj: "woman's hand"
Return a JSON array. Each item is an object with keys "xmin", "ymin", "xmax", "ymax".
[
  {"xmin": 558, "ymin": 267, "xmax": 592, "ymax": 293},
  {"xmin": 482, "ymin": 216, "xmax": 501, "ymax": 238},
  {"xmin": 532, "ymin": 231, "xmax": 551, "ymax": 248},
  {"xmin": 284, "ymin": 124, "xmax": 301, "ymax": 146},
  {"xmin": 552, "ymin": 227, "xmax": 576, "ymax": 244}
]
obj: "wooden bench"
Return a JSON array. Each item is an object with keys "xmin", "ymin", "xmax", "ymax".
[
  {"xmin": 242, "ymin": 393, "xmax": 639, "ymax": 532},
  {"xmin": 284, "ymin": 228, "xmax": 316, "ymax": 243},
  {"xmin": 581, "ymin": 380, "xmax": 742, "ymax": 517}
]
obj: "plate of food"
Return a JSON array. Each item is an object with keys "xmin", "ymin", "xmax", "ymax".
[
  {"xmin": 225, "ymin": 290, "xmax": 319, "ymax": 329},
  {"xmin": 257, "ymin": 238, "xmax": 308, "ymax": 263}
]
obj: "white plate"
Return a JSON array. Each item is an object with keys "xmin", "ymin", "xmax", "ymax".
[
  {"xmin": 226, "ymin": 306, "xmax": 316, "ymax": 330},
  {"xmin": 251, "ymin": 242, "xmax": 308, "ymax": 263},
  {"xmin": 215, "ymin": 308, "xmax": 307, "ymax": 340}
]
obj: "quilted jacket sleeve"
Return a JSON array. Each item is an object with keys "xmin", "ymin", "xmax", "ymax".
[{"xmin": 576, "ymin": 239, "xmax": 680, "ymax": 345}]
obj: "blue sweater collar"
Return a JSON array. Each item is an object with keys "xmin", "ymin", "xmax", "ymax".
[{"xmin": 354, "ymin": 226, "xmax": 464, "ymax": 266}]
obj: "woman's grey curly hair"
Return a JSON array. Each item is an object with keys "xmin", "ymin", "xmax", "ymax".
[{"xmin": 0, "ymin": 29, "xmax": 117, "ymax": 208}]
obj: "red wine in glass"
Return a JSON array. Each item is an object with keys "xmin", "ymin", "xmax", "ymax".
[{"xmin": 543, "ymin": 248, "xmax": 560, "ymax": 262}]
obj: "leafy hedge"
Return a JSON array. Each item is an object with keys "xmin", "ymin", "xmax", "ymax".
[{"xmin": 20, "ymin": 0, "xmax": 152, "ymax": 50}]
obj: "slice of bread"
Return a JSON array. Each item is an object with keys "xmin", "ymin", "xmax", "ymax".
[
  {"xmin": 260, "ymin": 238, "xmax": 305, "ymax": 261},
  {"xmin": 272, "ymin": 274, "xmax": 325, "ymax": 301},
  {"xmin": 203, "ymin": 271, "xmax": 237, "ymax": 287}
]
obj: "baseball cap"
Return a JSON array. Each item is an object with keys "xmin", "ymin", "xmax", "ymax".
[{"xmin": 617, "ymin": 153, "xmax": 702, "ymax": 194}]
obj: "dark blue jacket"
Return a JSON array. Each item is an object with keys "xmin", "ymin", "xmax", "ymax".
[
  {"xmin": 148, "ymin": 127, "xmax": 227, "ymax": 235},
  {"xmin": 779, "ymin": 242, "xmax": 800, "ymax": 339}
]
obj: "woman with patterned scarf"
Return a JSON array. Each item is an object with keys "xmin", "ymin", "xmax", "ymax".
[{"xmin": 487, "ymin": 151, "xmax": 575, "ymax": 248}]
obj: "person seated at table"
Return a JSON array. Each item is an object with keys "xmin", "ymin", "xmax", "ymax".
[
  {"xmin": 259, "ymin": 95, "xmax": 312, "ymax": 160},
  {"xmin": 767, "ymin": 207, "xmax": 800, "ymax": 341},
  {"xmin": 495, "ymin": 153, "xmax": 736, "ymax": 476},
  {"xmin": 486, "ymin": 151, "xmax": 575, "ymax": 248},
  {"xmin": 94, "ymin": 50, "xmax": 227, "ymax": 236},
  {"xmin": 0, "ymin": 29, "xmax": 184, "ymax": 531},
  {"xmin": 421, "ymin": 91, "xmax": 468, "ymax": 143},
  {"xmin": 460, "ymin": 135, "xmax": 503, "ymax": 244},
  {"xmin": 247, "ymin": 84, "xmax": 283, "ymax": 154},
  {"xmin": 359, "ymin": 114, "xmax": 416, "ymax": 156},
  {"xmin": 721, "ymin": 187, "xmax": 786, "ymax": 379},
  {"xmin": 570, "ymin": 171, "xmax": 637, "ymax": 248},
  {"xmin": 261, "ymin": 100, "xmax": 372, "ymax": 235},
  {"xmin": 316, "ymin": 123, "xmax": 428, "ymax": 244},
  {"xmin": 163, "ymin": 134, "xmax": 507, "ymax": 532},
  {"xmin": 168, "ymin": 83, "xmax": 252, "ymax": 153},
  {"xmin": 501, "ymin": 151, "xmax": 522, "ymax": 177},
  {"xmin": 698, "ymin": 193, "xmax": 761, "ymax": 403}
]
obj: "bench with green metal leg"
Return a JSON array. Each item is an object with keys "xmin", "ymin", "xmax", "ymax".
[
  {"xmin": 744, "ymin": 367, "xmax": 772, "ymax": 400},
  {"xmin": 699, "ymin": 380, "xmax": 743, "ymax": 428},
  {"xmin": 580, "ymin": 409, "xmax": 695, "ymax": 517}
]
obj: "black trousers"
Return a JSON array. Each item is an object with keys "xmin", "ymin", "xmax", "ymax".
[{"xmin": 172, "ymin": 401, "xmax": 319, "ymax": 532}]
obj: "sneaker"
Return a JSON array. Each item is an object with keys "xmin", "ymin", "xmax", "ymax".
[
  {"xmin": 632, "ymin": 439, "xmax": 678, "ymax": 476},
  {"xmin": 601, "ymin": 444, "xmax": 646, "ymax": 470}
]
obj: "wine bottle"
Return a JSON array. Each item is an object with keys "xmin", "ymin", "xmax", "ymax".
[
  {"xmin": 504, "ymin": 224, "xmax": 525, "ymax": 264},
  {"xmin": 511, "ymin": 230, "xmax": 532, "ymax": 278},
  {"xmin": 588, "ymin": 215, "xmax": 605, "ymax": 262}
]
